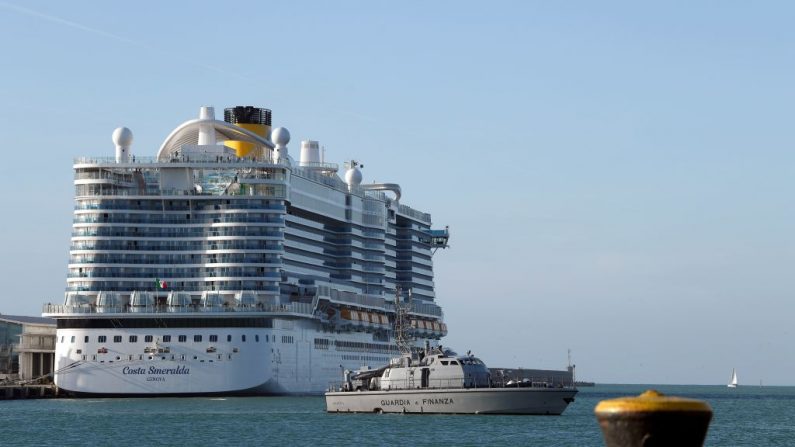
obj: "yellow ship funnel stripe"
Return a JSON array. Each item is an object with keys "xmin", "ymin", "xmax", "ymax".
[{"xmin": 225, "ymin": 123, "xmax": 271, "ymax": 157}]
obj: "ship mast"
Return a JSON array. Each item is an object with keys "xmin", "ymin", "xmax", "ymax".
[{"xmin": 393, "ymin": 287, "xmax": 414, "ymax": 357}]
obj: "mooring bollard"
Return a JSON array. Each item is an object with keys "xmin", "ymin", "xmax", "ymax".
[{"xmin": 594, "ymin": 389, "xmax": 713, "ymax": 447}]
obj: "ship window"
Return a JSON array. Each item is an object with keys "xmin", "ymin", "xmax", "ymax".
[
  {"xmin": 255, "ymin": 335, "xmax": 259, "ymax": 342},
  {"xmin": 113, "ymin": 336, "xmax": 122, "ymax": 343},
  {"xmin": 441, "ymin": 361, "xmax": 449, "ymax": 365},
  {"xmin": 98, "ymin": 336, "xmax": 107, "ymax": 343},
  {"xmin": 60, "ymin": 336, "xmax": 64, "ymax": 343},
  {"xmin": 242, "ymin": 335, "xmax": 246, "ymax": 342},
  {"xmin": 194, "ymin": 335, "xmax": 202, "ymax": 342},
  {"xmin": 84, "ymin": 336, "xmax": 89, "ymax": 343},
  {"xmin": 129, "ymin": 335, "xmax": 138, "ymax": 343},
  {"xmin": 70, "ymin": 336, "xmax": 75, "ymax": 343},
  {"xmin": 163, "ymin": 335, "xmax": 171, "ymax": 342},
  {"xmin": 227, "ymin": 335, "xmax": 232, "ymax": 342},
  {"xmin": 451, "ymin": 361, "xmax": 459, "ymax": 365},
  {"xmin": 209, "ymin": 335, "xmax": 218, "ymax": 342},
  {"xmin": 178, "ymin": 335, "xmax": 187, "ymax": 342},
  {"xmin": 145, "ymin": 335, "xmax": 153, "ymax": 343},
  {"xmin": 265, "ymin": 335, "xmax": 269, "ymax": 342}
]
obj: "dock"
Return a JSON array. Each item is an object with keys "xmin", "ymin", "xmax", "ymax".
[{"xmin": 0, "ymin": 384, "xmax": 59, "ymax": 400}]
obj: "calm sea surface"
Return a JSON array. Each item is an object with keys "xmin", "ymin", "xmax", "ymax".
[{"xmin": 2, "ymin": 384, "xmax": 794, "ymax": 446}]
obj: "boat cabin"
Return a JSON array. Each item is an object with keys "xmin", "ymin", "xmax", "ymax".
[{"xmin": 348, "ymin": 348, "xmax": 491, "ymax": 391}]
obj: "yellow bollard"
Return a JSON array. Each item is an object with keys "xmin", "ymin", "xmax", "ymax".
[{"xmin": 594, "ymin": 389, "xmax": 713, "ymax": 447}]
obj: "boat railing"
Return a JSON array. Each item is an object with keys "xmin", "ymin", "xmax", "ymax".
[{"xmin": 332, "ymin": 376, "xmax": 572, "ymax": 392}]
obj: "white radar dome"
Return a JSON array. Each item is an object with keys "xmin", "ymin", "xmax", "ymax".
[
  {"xmin": 345, "ymin": 166, "xmax": 363, "ymax": 186},
  {"xmin": 271, "ymin": 127, "xmax": 290, "ymax": 146},
  {"xmin": 112, "ymin": 127, "xmax": 134, "ymax": 146}
]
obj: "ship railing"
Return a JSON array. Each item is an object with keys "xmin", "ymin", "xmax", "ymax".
[
  {"xmin": 316, "ymin": 286, "xmax": 388, "ymax": 310},
  {"xmin": 42, "ymin": 302, "xmax": 315, "ymax": 316},
  {"xmin": 406, "ymin": 301, "xmax": 443, "ymax": 318},
  {"xmin": 397, "ymin": 204, "xmax": 431, "ymax": 224},
  {"xmin": 74, "ymin": 156, "xmax": 290, "ymax": 166}
]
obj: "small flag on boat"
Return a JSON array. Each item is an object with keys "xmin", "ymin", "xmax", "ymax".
[{"xmin": 155, "ymin": 278, "xmax": 167, "ymax": 289}]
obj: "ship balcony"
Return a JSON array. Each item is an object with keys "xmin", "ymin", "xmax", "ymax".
[{"xmin": 42, "ymin": 301, "xmax": 316, "ymax": 318}]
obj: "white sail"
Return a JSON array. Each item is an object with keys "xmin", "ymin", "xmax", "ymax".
[{"xmin": 728, "ymin": 368, "xmax": 738, "ymax": 388}]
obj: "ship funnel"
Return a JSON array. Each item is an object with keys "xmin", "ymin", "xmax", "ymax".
[
  {"xmin": 223, "ymin": 106, "xmax": 272, "ymax": 158},
  {"xmin": 112, "ymin": 127, "xmax": 133, "ymax": 163},
  {"xmin": 197, "ymin": 106, "xmax": 216, "ymax": 145},
  {"xmin": 300, "ymin": 140, "xmax": 321, "ymax": 166}
]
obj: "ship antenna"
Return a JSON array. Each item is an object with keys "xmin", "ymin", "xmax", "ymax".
[{"xmin": 394, "ymin": 287, "xmax": 413, "ymax": 357}]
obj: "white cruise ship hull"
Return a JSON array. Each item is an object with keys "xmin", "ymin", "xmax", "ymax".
[
  {"xmin": 325, "ymin": 387, "xmax": 578, "ymax": 415},
  {"xmin": 51, "ymin": 321, "xmax": 400, "ymax": 396}
]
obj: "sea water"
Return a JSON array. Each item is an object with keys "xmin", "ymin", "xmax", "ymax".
[{"xmin": 2, "ymin": 384, "xmax": 794, "ymax": 446}]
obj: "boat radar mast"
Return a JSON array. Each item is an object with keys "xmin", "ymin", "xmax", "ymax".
[{"xmin": 393, "ymin": 287, "xmax": 414, "ymax": 357}]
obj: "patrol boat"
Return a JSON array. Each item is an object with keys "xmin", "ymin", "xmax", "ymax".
[{"xmin": 324, "ymin": 294, "xmax": 578, "ymax": 415}]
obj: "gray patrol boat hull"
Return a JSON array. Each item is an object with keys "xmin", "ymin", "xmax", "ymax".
[{"xmin": 325, "ymin": 387, "xmax": 577, "ymax": 415}]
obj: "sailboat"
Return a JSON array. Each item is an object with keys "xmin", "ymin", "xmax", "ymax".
[{"xmin": 727, "ymin": 368, "xmax": 738, "ymax": 388}]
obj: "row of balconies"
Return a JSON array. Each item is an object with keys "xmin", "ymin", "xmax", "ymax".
[
  {"xmin": 74, "ymin": 202, "xmax": 286, "ymax": 212},
  {"xmin": 70, "ymin": 254, "xmax": 281, "ymax": 265},
  {"xmin": 73, "ymin": 215, "xmax": 285, "ymax": 225},
  {"xmin": 71, "ymin": 240, "xmax": 285, "ymax": 251},
  {"xmin": 67, "ymin": 268, "xmax": 281, "ymax": 279},
  {"xmin": 72, "ymin": 229, "xmax": 283, "ymax": 239}
]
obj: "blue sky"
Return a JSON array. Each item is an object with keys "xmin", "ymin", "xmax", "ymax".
[{"xmin": 0, "ymin": 1, "xmax": 793, "ymax": 385}]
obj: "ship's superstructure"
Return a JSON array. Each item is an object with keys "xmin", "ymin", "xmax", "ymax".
[{"xmin": 43, "ymin": 106, "xmax": 449, "ymax": 395}]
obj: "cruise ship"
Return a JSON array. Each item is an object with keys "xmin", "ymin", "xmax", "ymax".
[{"xmin": 42, "ymin": 106, "xmax": 450, "ymax": 396}]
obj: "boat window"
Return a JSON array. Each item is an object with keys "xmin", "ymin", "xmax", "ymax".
[
  {"xmin": 209, "ymin": 335, "xmax": 218, "ymax": 342},
  {"xmin": 255, "ymin": 335, "xmax": 260, "ymax": 342},
  {"xmin": 242, "ymin": 335, "xmax": 246, "ymax": 342},
  {"xmin": 98, "ymin": 336, "xmax": 107, "ymax": 343},
  {"xmin": 145, "ymin": 335, "xmax": 153, "ymax": 343},
  {"xmin": 163, "ymin": 335, "xmax": 171, "ymax": 342},
  {"xmin": 441, "ymin": 361, "xmax": 449, "ymax": 365},
  {"xmin": 194, "ymin": 335, "xmax": 202, "ymax": 342},
  {"xmin": 178, "ymin": 335, "xmax": 187, "ymax": 342},
  {"xmin": 84, "ymin": 336, "xmax": 89, "ymax": 343},
  {"xmin": 129, "ymin": 335, "xmax": 138, "ymax": 343},
  {"xmin": 451, "ymin": 361, "xmax": 459, "ymax": 365},
  {"xmin": 113, "ymin": 336, "xmax": 122, "ymax": 343},
  {"xmin": 227, "ymin": 335, "xmax": 232, "ymax": 342}
]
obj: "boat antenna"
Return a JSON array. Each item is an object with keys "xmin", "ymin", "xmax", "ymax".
[{"xmin": 393, "ymin": 287, "xmax": 413, "ymax": 357}]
